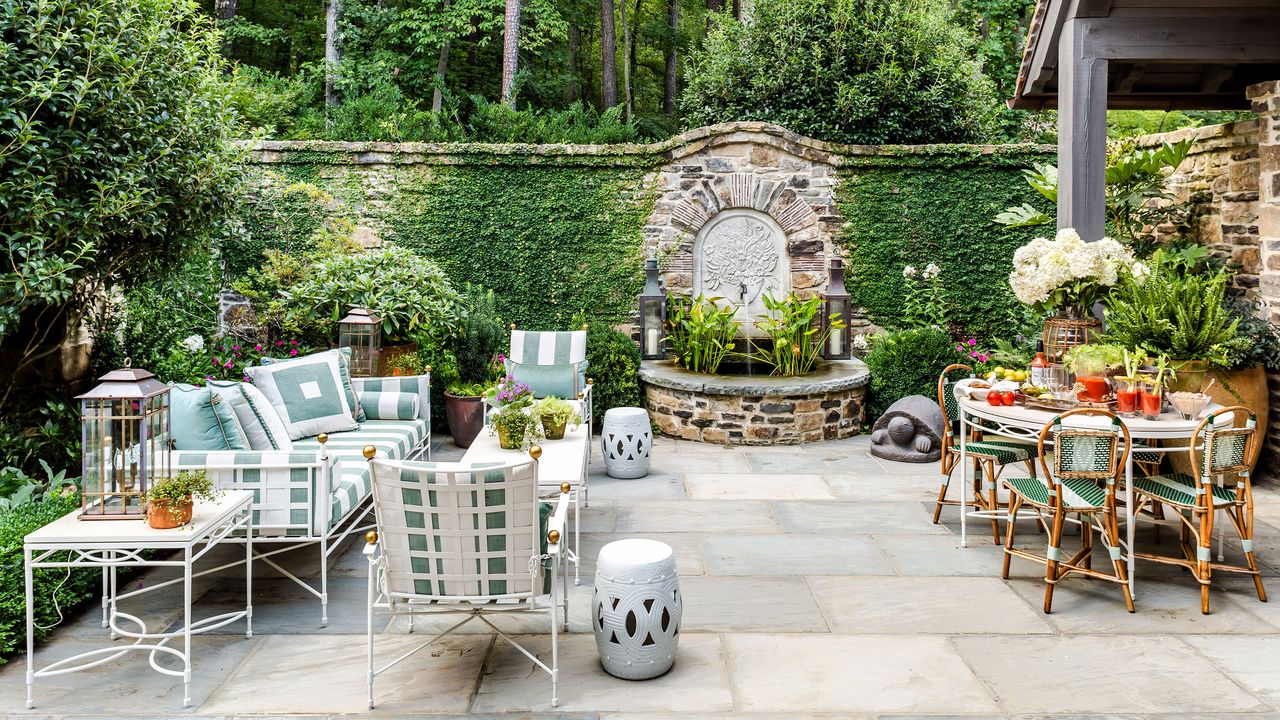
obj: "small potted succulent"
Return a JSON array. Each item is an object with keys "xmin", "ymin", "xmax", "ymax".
[
  {"xmin": 146, "ymin": 470, "xmax": 220, "ymax": 529},
  {"xmin": 530, "ymin": 396, "xmax": 582, "ymax": 440}
]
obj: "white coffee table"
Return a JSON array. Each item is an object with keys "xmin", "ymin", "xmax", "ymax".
[
  {"xmin": 464, "ymin": 407, "xmax": 590, "ymax": 584},
  {"xmin": 24, "ymin": 491, "xmax": 254, "ymax": 708}
]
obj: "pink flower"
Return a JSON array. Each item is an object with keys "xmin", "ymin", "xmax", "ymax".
[
  {"xmin": 232, "ymin": 345, "xmax": 240, "ymax": 351},
  {"xmin": 290, "ymin": 339, "xmax": 298, "ymax": 346},
  {"xmin": 979, "ymin": 354, "xmax": 988, "ymax": 362},
  {"xmin": 243, "ymin": 376, "xmax": 252, "ymax": 382},
  {"xmin": 276, "ymin": 340, "xmax": 285, "ymax": 347},
  {"xmin": 289, "ymin": 348, "xmax": 299, "ymax": 356},
  {"xmin": 969, "ymin": 350, "xmax": 979, "ymax": 358},
  {"xmin": 967, "ymin": 338, "xmax": 977, "ymax": 346},
  {"xmin": 224, "ymin": 360, "xmax": 233, "ymax": 368},
  {"xmin": 254, "ymin": 344, "xmax": 263, "ymax": 351},
  {"xmin": 212, "ymin": 358, "xmax": 221, "ymax": 366}
]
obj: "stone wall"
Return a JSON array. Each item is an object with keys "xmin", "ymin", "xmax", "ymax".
[{"xmin": 1248, "ymin": 81, "xmax": 1280, "ymax": 460}]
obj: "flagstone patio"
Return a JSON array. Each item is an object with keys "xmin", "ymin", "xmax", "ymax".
[{"xmin": 5, "ymin": 435, "xmax": 1280, "ymax": 718}]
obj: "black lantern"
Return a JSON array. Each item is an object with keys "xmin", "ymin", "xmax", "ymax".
[
  {"xmin": 77, "ymin": 362, "xmax": 170, "ymax": 519},
  {"xmin": 338, "ymin": 307, "xmax": 382, "ymax": 377},
  {"xmin": 823, "ymin": 258, "xmax": 852, "ymax": 360},
  {"xmin": 638, "ymin": 254, "xmax": 666, "ymax": 359}
]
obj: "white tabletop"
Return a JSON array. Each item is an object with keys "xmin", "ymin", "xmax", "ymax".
[
  {"xmin": 25, "ymin": 491, "xmax": 253, "ymax": 548},
  {"xmin": 956, "ymin": 394, "xmax": 1232, "ymax": 441},
  {"xmin": 463, "ymin": 421, "xmax": 589, "ymax": 486}
]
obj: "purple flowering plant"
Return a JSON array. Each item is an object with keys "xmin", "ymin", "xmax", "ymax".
[{"xmin": 484, "ymin": 374, "xmax": 533, "ymax": 410}]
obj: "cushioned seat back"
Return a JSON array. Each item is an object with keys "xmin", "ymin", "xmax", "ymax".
[
  {"xmin": 369, "ymin": 457, "xmax": 542, "ymax": 601},
  {"xmin": 507, "ymin": 330, "xmax": 586, "ymax": 399}
]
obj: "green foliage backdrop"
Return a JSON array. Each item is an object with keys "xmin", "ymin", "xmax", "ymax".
[{"xmin": 834, "ymin": 147, "xmax": 1054, "ymax": 340}]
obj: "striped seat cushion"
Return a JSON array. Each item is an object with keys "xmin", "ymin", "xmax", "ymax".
[
  {"xmin": 1134, "ymin": 473, "xmax": 1242, "ymax": 508},
  {"xmin": 1006, "ymin": 475, "xmax": 1106, "ymax": 509},
  {"xmin": 294, "ymin": 418, "xmax": 430, "ymax": 527},
  {"xmin": 950, "ymin": 439, "xmax": 1040, "ymax": 465}
]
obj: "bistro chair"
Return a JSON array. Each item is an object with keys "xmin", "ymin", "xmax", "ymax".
[
  {"xmin": 1132, "ymin": 406, "xmax": 1267, "ymax": 614},
  {"xmin": 933, "ymin": 363, "xmax": 1041, "ymax": 543},
  {"xmin": 1002, "ymin": 408, "xmax": 1134, "ymax": 613},
  {"xmin": 362, "ymin": 447, "xmax": 571, "ymax": 708}
]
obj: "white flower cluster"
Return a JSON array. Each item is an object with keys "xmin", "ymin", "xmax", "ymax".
[
  {"xmin": 902, "ymin": 265, "xmax": 917, "ymax": 278},
  {"xmin": 1008, "ymin": 228, "xmax": 1134, "ymax": 307},
  {"xmin": 921, "ymin": 263, "xmax": 941, "ymax": 280},
  {"xmin": 181, "ymin": 334, "xmax": 205, "ymax": 353}
]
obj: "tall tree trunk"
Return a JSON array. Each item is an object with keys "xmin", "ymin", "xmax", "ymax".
[
  {"xmin": 566, "ymin": 24, "xmax": 580, "ymax": 103},
  {"xmin": 705, "ymin": 0, "xmax": 723, "ymax": 10},
  {"xmin": 501, "ymin": 0, "xmax": 521, "ymax": 107},
  {"xmin": 324, "ymin": 0, "xmax": 341, "ymax": 107},
  {"xmin": 600, "ymin": 0, "xmax": 618, "ymax": 108},
  {"xmin": 432, "ymin": 40, "xmax": 451, "ymax": 112},
  {"xmin": 663, "ymin": 0, "xmax": 678, "ymax": 114},
  {"xmin": 214, "ymin": 0, "xmax": 238, "ymax": 55},
  {"xmin": 620, "ymin": 0, "xmax": 631, "ymax": 118}
]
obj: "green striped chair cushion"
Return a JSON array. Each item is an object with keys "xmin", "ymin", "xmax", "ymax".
[
  {"xmin": 294, "ymin": 418, "xmax": 430, "ymax": 527},
  {"xmin": 358, "ymin": 391, "xmax": 420, "ymax": 420},
  {"xmin": 1133, "ymin": 473, "xmax": 1241, "ymax": 507},
  {"xmin": 949, "ymin": 439, "xmax": 1040, "ymax": 465},
  {"xmin": 1006, "ymin": 475, "xmax": 1106, "ymax": 509}
]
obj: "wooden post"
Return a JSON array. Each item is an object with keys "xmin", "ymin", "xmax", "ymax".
[{"xmin": 1056, "ymin": 19, "xmax": 1108, "ymax": 241}]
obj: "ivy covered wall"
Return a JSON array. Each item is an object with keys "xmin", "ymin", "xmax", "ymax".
[{"xmin": 238, "ymin": 126, "xmax": 1055, "ymax": 336}]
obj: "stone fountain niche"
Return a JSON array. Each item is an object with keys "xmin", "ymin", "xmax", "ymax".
[{"xmin": 693, "ymin": 209, "xmax": 789, "ymax": 337}]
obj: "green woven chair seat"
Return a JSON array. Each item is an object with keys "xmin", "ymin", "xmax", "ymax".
[
  {"xmin": 1134, "ymin": 473, "xmax": 1242, "ymax": 508},
  {"xmin": 1006, "ymin": 475, "xmax": 1106, "ymax": 509},
  {"xmin": 1133, "ymin": 447, "xmax": 1162, "ymax": 465},
  {"xmin": 948, "ymin": 439, "xmax": 1040, "ymax": 465}
]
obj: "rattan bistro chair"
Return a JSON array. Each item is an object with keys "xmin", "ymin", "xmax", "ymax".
[
  {"xmin": 1132, "ymin": 406, "xmax": 1267, "ymax": 614},
  {"xmin": 933, "ymin": 364, "xmax": 1041, "ymax": 543},
  {"xmin": 362, "ymin": 446, "xmax": 571, "ymax": 708},
  {"xmin": 1002, "ymin": 408, "xmax": 1134, "ymax": 614}
]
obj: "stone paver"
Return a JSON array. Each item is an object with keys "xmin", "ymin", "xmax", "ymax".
[{"xmin": 6, "ymin": 433, "xmax": 1280, "ymax": 718}]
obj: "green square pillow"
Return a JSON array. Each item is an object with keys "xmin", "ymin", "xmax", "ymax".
[
  {"xmin": 246, "ymin": 352, "xmax": 359, "ymax": 440},
  {"xmin": 168, "ymin": 383, "xmax": 250, "ymax": 451},
  {"xmin": 262, "ymin": 348, "xmax": 364, "ymax": 422}
]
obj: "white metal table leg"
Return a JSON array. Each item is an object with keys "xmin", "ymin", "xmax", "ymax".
[
  {"xmin": 960, "ymin": 413, "xmax": 969, "ymax": 548},
  {"xmin": 25, "ymin": 548, "xmax": 34, "ymax": 709},
  {"xmin": 573, "ymin": 488, "xmax": 581, "ymax": 586},
  {"xmin": 183, "ymin": 547, "xmax": 192, "ymax": 708},
  {"xmin": 246, "ymin": 511, "xmax": 254, "ymax": 638},
  {"xmin": 1126, "ymin": 454, "xmax": 1136, "ymax": 600}
]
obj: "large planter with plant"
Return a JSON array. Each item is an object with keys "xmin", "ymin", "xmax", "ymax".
[
  {"xmin": 444, "ymin": 384, "xmax": 486, "ymax": 448},
  {"xmin": 146, "ymin": 470, "xmax": 218, "ymax": 530}
]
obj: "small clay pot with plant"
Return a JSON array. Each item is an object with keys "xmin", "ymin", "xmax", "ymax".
[
  {"xmin": 147, "ymin": 470, "xmax": 220, "ymax": 529},
  {"xmin": 530, "ymin": 396, "xmax": 581, "ymax": 440}
]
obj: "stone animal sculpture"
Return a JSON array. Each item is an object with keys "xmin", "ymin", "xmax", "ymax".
[{"xmin": 869, "ymin": 395, "xmax": 946, "ymax": 463}]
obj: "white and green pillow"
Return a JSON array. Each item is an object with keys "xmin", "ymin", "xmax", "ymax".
[
  {"xmin": 207, "ymin": 380, "xmax": 294, "ymax": 451},
  {"xmin": 358, "ymin": 391, "xmax": 419, "ymax": 421},
  {"xmin": 246, "ymin": 352, "xmax": 359, "ymax": 440},
  {"xmin": 263, "ymin": 348, "xmax": 365, "ymax": 422},
  {"xmin": 169, "ymin": 383, "xmax": 250, "ymax": 451}
]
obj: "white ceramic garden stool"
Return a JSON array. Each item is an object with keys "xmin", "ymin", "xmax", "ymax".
[
  {"xmin": 601, "ymin": 407, "xmax": 651, "ymax": 478},
  {"xmin": 592, "ymin": 538, "xmax": 681, "ymax": 680}
]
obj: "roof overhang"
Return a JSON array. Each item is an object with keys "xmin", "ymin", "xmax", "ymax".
[{"xmin": 1011, "ymin": 0, "xmax": 1280, "ymax": 111}]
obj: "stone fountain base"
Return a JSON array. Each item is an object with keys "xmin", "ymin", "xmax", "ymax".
[{"xmin": 639, "ymin": 359, "xmax": 871, "ymax": 445}]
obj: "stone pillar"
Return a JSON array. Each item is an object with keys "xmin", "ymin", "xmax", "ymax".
[{"xmin": 1247, "ymin": 80, "xmax": 1280, "ymax": 460}]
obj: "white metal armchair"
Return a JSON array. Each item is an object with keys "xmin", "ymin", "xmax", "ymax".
[{"xmin": 361, "ymin": 446, "xmax": 571, "ymax": 708}]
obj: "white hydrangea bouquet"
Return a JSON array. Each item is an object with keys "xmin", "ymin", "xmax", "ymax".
[{"xmin": 1008, "ymin": 228, "xmax": 1136, "ymax": 316}]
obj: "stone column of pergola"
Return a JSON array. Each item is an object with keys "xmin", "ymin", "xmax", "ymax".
[{"xmin": 1248, "ymin": 80, "xmax": 1280, "ymax": 455}]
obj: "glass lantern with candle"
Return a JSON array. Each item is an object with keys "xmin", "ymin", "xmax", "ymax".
[
  {"xmin": 77, "ymin": 362, "xmax": 171, "ymax": 519},
  {"xmin": 338, "ymin": 306, "xmax": 382, "ymax": 377},
  {"xmin": 822, "ymin": 258, "xmax": 852, "ymax": 360},
  {"xmin": 638, "ymin": 254, "xmax": 667, "ymax": 359}
]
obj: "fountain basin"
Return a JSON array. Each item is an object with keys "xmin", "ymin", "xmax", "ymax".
[{"xmin": 639, "ymin": 359, "xmax": 870, "ymax": 445}]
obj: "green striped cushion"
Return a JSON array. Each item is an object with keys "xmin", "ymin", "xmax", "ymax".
[
  {"xmin": 359, "ymin": 391, "xmax": 419, "ymax": 420},
  {"xmin": 1006, "ymin": 475, "xmax": 1106, "ymax": 508},
  {"xmin": 294, "ymin": 418, "xmax": 430, "ymax": 526},
  {"xmin": 208, "ymin": 380, "xmax": 294, "ymax": 451},
  {"xmin": 949, "ymin": 439, "xmax": 1040, "ymax": 465},
  {"xmin": 1134, "ymin": 473, "xmax": 1241, "ymax": 507}
]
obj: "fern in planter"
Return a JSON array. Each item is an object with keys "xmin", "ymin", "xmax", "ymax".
[{"xmin": 1103, "ymin": 252, "xmax": 1245, "ymax": 366}]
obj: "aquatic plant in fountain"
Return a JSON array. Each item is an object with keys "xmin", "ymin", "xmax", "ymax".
[{"xmin": 665, "ymin": 293, "xmax": 739, "ymax": 374}]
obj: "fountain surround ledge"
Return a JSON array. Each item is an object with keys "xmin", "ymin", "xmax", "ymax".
[{"xmin": 639, "ymin": 359, "xmax": 870, "ymax": 445}]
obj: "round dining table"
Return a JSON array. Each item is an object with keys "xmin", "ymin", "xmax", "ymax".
[{"xmin": 954, "ymin": 392, "xmax": 1233, "ymax": 598}]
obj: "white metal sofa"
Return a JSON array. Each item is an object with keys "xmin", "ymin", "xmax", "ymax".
[{"xmin": 171, "ymin": 373, "xmax": 431, "ymax": 625}]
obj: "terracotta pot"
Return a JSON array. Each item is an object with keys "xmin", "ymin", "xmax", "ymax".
[
  {"xmin": 147, "ymin": 497, "xmax": 193, "ymax": 529},
  {"xmin": 444, "ymin": 392, "xmax": 485, "ymax": 448},
  {"xmin": 1166, "ymin": 365, "xmax": 1270, "ymax": 476},
  {"xmin": 541, "ymin": 417, "xmax": 567, "ymax": 440}
]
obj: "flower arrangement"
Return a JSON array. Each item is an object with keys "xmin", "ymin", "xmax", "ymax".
[
  {"xmin": 484, "ymin": 374, "xmax": 533, "ymax": 410},
  {"xmin": 490, "ymin": 404, "xmax": 543, "ymax": 450},
  {"xmin": 1008, "ymin": 228, "xmax": 1135, "ymax": 315}
]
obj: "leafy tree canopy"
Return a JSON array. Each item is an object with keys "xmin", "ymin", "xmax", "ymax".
[{"xmin": 680, "ymin": 0, "xmax": 1001, "ymax": 144}]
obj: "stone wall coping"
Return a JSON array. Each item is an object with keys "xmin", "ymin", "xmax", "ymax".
[
  {"xmin": 241, "ymin": 122, "xmax": 1054, "ymax": 167},
  {"xmin": 1132, "ymin": 120, "xmax": 1260, "ymax": 153},
  {"xmin": 639, "ymin": 358, "xmax": 871, "ymax": 395}
]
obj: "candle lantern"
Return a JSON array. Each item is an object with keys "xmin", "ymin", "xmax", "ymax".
[
  {"xmin": 822, "ymin": 257, "xmax": 853, "ymax": 360},
  {"xmin": 638, "ymin": 254, "xmax": 667, "ymax": 359},
  {"xmin": 77, "ymin": 362, "xmax": 170, "ymax": 519},
  {"xmin": 338, "ymin": 306, "xmax": 382, "ymax": 377}
]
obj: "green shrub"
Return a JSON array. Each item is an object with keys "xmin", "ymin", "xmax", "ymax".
[
  {"xmin": 681, "ymin": 0, "xmax": 999, "ymax": 144},
  {"xmin": 454, "ymin": 286, "xmax": 507, "ymax": 385},
  {"xmin": 585, "ymin": 325, "xmax": 642, "ymax": 429},
  {"xmin": 863, "ymin": 327, "xmax": 958, "ymax": 418},
  {"xmin": 0, "ymin": 492, "xmax": 99, "ymax": 662}
]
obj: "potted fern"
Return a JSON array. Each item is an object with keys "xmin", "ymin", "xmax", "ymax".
[{"xmin": 147, "ymin": 470, "xmax": 220, "ymax": 529}]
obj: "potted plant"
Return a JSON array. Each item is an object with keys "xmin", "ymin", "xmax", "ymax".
[
  {"xmin": 146, "ymin": 470, "xmax": 220, "ymax": 529},
  {"xmin": 444, "ymin": 381, "xmax": 488, "ymax": 448},
  {"xmin": 1103, "ymin": 251, "xmax": 1245, "ymax": 393},
  {"xmin": 530, "ymin": 396, "xmax": 582, "ymax": 440},
  {"xmin": 490, "ymin": 402, "xmax": 541, "ymax": 450},
  {"xmin": 1064, "ymin": 343, "xmax": 1125, "ymax": 402}
]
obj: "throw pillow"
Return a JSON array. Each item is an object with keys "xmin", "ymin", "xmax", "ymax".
[
  {"xmin": 168, "ymin": 383, "xmax": 250, "ymax": 451},
  {"xmin": 358, "ymin": 391, "xmax": 420, "ymax": 421},
  {"xmin": 263, "ymin": 348, "xmax": 365, "ymax": 422},
  {"xmin": 207, "ymin": 380, "xmax": 294, "ymax": 451},
  {"xmin": 509, "ymin": 363, "xmax": 578, "ymax": 399},
  {"xmin": 246, "ymin": 353, "xmax": 359, "ymax": 440}
]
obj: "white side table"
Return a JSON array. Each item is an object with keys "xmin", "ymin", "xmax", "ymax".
[
  {"xmin": 24, "ymin": 491, "xmax": 254, "ymax": 709},
  {"xmin": 601, "ymin": 407, "xmax": 652, "ymax": 478},
  {"xmin": 592, "ymin": 539, "xmax": 680, "ymax": 679}
]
